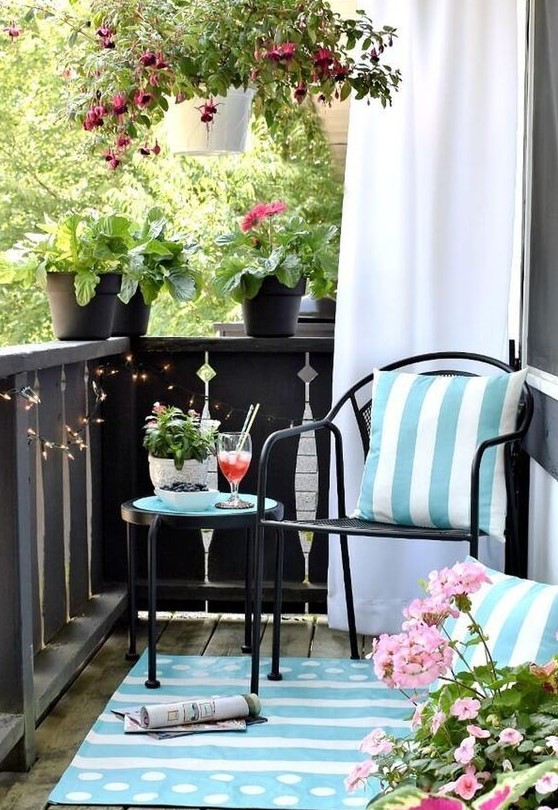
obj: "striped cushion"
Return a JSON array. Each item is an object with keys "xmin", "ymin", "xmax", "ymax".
[
  {"xmin": 445, "ymin": 559, "xmax": 558, "ymax": 667},
  {"xmin": 354, "ymin": 368, "xmax": 527, "ymax": 540}
]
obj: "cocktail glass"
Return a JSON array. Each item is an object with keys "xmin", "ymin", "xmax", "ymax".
[{"xmin": 215, "ymin": 432, "xmax": 252, "ymax": 509}]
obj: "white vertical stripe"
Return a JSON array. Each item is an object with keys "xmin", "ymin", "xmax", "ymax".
[
  {"xmin": 408, "ymin": 377, "xmax": 451, "ymax": 527},
  {"xmin": 447, "ymin": 378, "xmax": 490, "ymax": 530},
  {"xmin": 468, "ymin": 578, "xmax": 535, "ymax": 667},
  {"xmin": 507, "ymin": 587, "xmax": 558, "ymax": 666},
  {"xmin": 371, "ymin": 374, "xmax": 415, "ymax": 522}
]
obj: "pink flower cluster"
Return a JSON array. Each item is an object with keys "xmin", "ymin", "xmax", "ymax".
[
  {"xmin": 372, "ymin": 623, "xmax": 454, "ymax": 689},
  {"xmin": 372, "ymin": 562, "xmax": 491, "ymax": 690},
  {"xmin": 240, "ymin": 201, "xmax": 288, "ymax": 233},
  {"xmin": 427, "ymin": 561, "xmax": 491, "ymax": 600}
]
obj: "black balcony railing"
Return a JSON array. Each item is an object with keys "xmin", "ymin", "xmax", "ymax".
[{"xmin": 0, "ymin": 335, "xmax": 334, "ymax": 771}]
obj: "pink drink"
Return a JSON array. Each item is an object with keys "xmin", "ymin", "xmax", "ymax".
[{"xmin": 218, "ymin": 450, "xmax": 251, "ymax": 485}]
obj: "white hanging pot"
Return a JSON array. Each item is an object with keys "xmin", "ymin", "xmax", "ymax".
[
  {"xmin": 165, "ymin": 87, "xmax": 255, "ymax": 155},
  {"xmin": 148, "ymin": 455, "xmax": 209, "ymax": 490}
]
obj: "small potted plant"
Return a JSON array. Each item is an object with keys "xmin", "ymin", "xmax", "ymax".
[
  {"xmin": 7, "ymin": 0, "xmax": 401, "ymax": 166},
  {"xmin": 6, "ymin": 211, "xmax": 134, "ymax": 340},
  {"xmin": 143, "ymin": 402, "xmax": 220, "ymax": 490},
  {"xmin": 213, "ymin": 200, "xmax": 339, "ymax": 337}
]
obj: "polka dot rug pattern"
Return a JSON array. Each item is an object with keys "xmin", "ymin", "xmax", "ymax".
[{"xmin": 48, "ymin": 653, "xmax": 412, "ymax": 808}]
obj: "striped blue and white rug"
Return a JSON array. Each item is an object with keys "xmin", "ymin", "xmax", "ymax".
[{"xmin": 49, "ymin": 653, "xmax": 412, "ymax": 808}]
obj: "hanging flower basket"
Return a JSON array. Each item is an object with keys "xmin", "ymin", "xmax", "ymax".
[{"xmin": 165, "ymin": 88, "xmax": 255, "ymax": 155}]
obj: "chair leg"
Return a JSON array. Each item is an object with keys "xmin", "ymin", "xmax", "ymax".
[
  {"xmin": 340, "ymin": 534, "xmax": 359, "ymax": 659},
  {"xmin": 268, "ymin": 528, "xmax": 284, "ymax": 681},
  {"xmin": 250, "ymin": 523, "xmax": 266, "ymax": 695}
]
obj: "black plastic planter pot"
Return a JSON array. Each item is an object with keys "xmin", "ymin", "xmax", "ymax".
[
  {"xmin": 46, "ymin": 272, "xmax": 121, "ymax": 340},
  {"xmin": 112, "ymin": 290, "xmax": 151, "ymax": 337},
  {"xmin": 242, "ymin": 277, "xmax": 306, "ymax": 337}
]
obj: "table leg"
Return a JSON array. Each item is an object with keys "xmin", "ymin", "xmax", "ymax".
[
  {"xmin": 242, "ymin": 526, "xmax": 254, "ymax": 653},
  {"xmin": 250, "ymin": 522, "xmax": 265, "ymax": 695},
  {"xmin": 125, "ymin": 525, "xmax": 139, "ymax": 661},
  {"xmin": 145, "ymin": 514, "xmax": 161, "ymax": 689},
  {"xmin": 268, "ymin": 527, "xmax": 284, "ymax": 681}
]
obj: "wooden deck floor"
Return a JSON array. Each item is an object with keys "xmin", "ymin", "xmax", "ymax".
[{"xmin": 0, "ymin": 613, "xmax": 366, "ymax": 810}]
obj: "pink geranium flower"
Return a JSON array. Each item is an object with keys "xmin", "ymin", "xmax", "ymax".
[
  {"xmin": 431, "ymin": 710, "xmax": 446, "ymax": 734},
  {"xmin": 402, "ymin": 595, "xmax": 459, "ymax": 628},
  {"xmin": 372, "ymin": 624, "xmax": 453, "ymax": 689},
  {"xmin": 344, "ymin": 758, "xmax": 379, "ymax": 792},
  {"xmin": 535, "ymin": 772, "xmax": 558, "ymax": 795},
  {"xmin": 359, "ymin": 729, "xmax": 394, "ymax": 756},
  {"xmin": 427, "ymin": 562, "xmax": 491, "ymax": 600},
  {"xmin": 467, "ymin": 724, "xmax": 491, "ymax": 739}
]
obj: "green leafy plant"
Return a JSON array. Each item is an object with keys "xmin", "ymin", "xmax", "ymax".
[
  {"xmin": 143, "ymin": 402, "xmax": 219, "ymax": 468},
  {"xmin": 2, "ymin": 208, "xmax": 200, "ymax": 307},
  {"xmin": 213, "ymin": 200, "xmax": 339, "ymax": 302},
  {"xmin": 119, "ymin": 208, "xmax": 200, "ymax": 305},
  {"xmin": 3, "ymin": 0, "xmax": 401, "ymax": 166},
  {"xmin": 346, "ymin": 561, "xmax": 558, "ymax": 810}
]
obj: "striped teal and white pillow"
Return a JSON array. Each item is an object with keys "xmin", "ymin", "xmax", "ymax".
[
  {"xmin": 354, "ymin": 368, "xmax": 527, "ymax": 540},
  {"xmin": 445, "ymin": 559, "xmax": 558, "ymax": 667}
]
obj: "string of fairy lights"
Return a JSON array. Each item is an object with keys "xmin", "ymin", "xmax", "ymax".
[{"xmin": 0, "ymin": 353, "xmax": 302, "ymax": 460}]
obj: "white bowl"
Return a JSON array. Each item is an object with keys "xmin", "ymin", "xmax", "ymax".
[{"xmin": 155, "ymin": 487, "xmax": 219, "ymax": 512}]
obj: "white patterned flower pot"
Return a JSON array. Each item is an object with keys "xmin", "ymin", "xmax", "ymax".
[{"xmin": 148, "ymin": 455, "xmax": 209, "ymax": 490}]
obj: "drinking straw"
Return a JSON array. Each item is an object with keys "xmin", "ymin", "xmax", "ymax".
[
  {"xmin": 238, "ymin": 403, "xmax": 260, "ymax": 451},
  {"xmin": 239, "ymin": 404, "xmax": 254, "ymax": 437}
]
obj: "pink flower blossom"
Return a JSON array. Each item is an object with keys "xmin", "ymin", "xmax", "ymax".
[
  {"xmin": 116, "ymin": 133, "xmax": 132, "ymax": 149},
  {"xmin": 344, "ymin": 758, "xmax": 378, "ymax": 792},
  {"xmin": 372, "ymin": 624, "xmax": 453, "ymax": 689},
  {"xmin": 139, "ymin": 51, "xmax": 157, "ymax": 67},
  {"xmin": 294, "ymin": 83, "xmax": 307, "ymax": 103},
  {"xmin": 426, "ymin": 562, "xmax": 491, "ymax": 600},
  {"xmin": 454, "ymin": 736, "xmax": 475, "ymax": 764},
  {"xmin": 453, "ymin": 771, "xmax": 482, "ymax": 800},
  {"xmin": 498, "ymin": 728, "xmax": 524, "ymax": 746},
  {"xmin": 240, "ymin": 201, "xmax": 288, "ymax": 232},
  {"xmin": 411, "ymin": 703, "xmax": 424, "ymax": 729},
  {"xmin": 111, "ymin": 94, "xmax": 128, "ymax": 116},
  {"xmin": 359, "ymin": 729, "xmax": 394, "ymax": 756},
  {"xmin": 133, "ymin": 90, "xmax": 153, "ymax": 108},
  {"xmin": 450, "ymin": 697, "xmax": 481, "ymax": 721},
  {"xmin": 535, "ymin": 772, "xmax": 558, "ymax": 795},
  {"xmin": 467, "ymin": 724, "xmax": 491, "ymax": 739},
  {"xmin": 4, "ymin": 24, "xmax": 22, "ymax": 39},
  {"xmin": 402, "ymin": 595, "xmax": 459, "ymax": 629},
  {"xmin": 431, "ymin": 710, "xmax": 446, "ymax": 734}
]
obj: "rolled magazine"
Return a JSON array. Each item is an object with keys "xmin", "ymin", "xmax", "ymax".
[{"xmin": 139, "ymin": 693, "xmax": 261, "ymax": 729}]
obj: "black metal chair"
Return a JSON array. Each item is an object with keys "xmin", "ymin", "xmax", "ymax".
[{"xmin": 249, "ymin": 351, "xmax": 533, "ymax": 694}]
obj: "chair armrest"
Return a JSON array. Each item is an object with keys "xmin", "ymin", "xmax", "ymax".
[{"xmin": 256, "ymin": 417, "xmax": 345, "ymax": 520}]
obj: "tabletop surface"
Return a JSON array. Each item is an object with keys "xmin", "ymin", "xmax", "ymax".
[{"xmin": 121, "ymin": 493, "xmax": 282, "ymax": 526}]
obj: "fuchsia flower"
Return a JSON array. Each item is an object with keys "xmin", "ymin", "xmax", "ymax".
[
  {"xmin": 133, "ymin": 90, "xmax": 153, "ymax": 108},
  {"xmin": 294, "ymin": 83, "xmax": 307, "ymax": 103},
  {"xmin": 95, "ymin": 25, "xmax": 114, "ymax": 48},
  {"xmin": 139, "ymin": 51, "xmax": 157, "ymax": 67},
  {"xmin": 111, "ymin": 94, "xmax": 128, "ymax": 116},
  {"xmin": 4, "ymin": 24, "xmax": 22, "ymax": 39},
  {"xmin": 264, "ymin": 42, "xmax": 296, "ymax": 62},
  {"xmin": 115, "ymin": 133, "xmax": 131, "ymax": 149},
  {"xmin": 196, "ymin": 98, "xmax": 219, "ymax": 125},
  {"xmin": 83, "ymin": 105, "xmax": 107, "ymax": 130}
]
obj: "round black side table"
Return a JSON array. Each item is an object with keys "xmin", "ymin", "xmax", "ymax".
[{"xmin": 121, "ymin": 495, "xmax": 284, "ymax": 688}]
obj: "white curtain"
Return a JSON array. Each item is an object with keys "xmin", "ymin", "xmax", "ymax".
[{"xmin": 328, "ymin": 0, "xmax": 524, "ymax": 635}]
